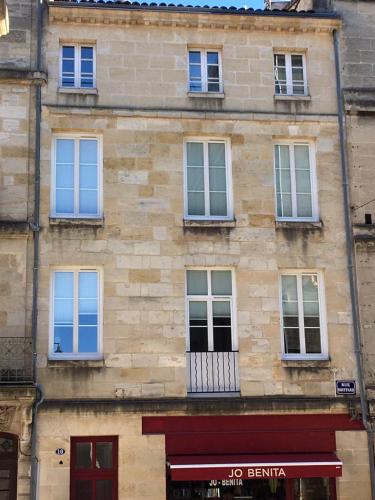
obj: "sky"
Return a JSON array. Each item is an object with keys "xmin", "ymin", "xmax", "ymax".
[{"xmin": 158, "ymin": 0, "xmax": 265, "ymax": 9}]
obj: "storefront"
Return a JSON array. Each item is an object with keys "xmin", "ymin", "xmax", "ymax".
[{"xmin": 142, "ymin": 414, "xmax": 363, "ymax": 500}]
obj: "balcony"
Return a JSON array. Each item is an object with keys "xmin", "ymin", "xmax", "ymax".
[
  {"xmin": 187, "ymin": 351, "xmax": 239, "ymax": 394},
  {"xmin": 0, "ymin": 337, "xmax": 33, "ymax": 383}
]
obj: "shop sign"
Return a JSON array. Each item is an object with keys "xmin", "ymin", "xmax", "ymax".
[{"xmin": 336, "ymin": 380, "xmax": 356, "ymax": 395}]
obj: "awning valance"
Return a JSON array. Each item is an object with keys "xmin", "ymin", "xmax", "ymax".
[{"xmin": 169, "ymin": 453, "xmax": 343, "ymax": 481}]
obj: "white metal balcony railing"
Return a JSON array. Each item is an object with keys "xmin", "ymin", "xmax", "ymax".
[
  {"xmin": 187, "ymin": 351, "xmax": 240, "ymax": 394},
  {"xmin": 0, "ymin": 337, "xmax": 33, "ymax": 383}
]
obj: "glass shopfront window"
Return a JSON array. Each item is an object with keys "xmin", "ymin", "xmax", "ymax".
[{"xmin": 168, "ymin": 478, "xmax": 334, "ymax": 500}]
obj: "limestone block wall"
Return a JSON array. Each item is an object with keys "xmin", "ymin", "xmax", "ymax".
[
  {"xmin": 36, "ymin": 108, "xmax": 357, "ymax": 399},
  {"xmin": 45, "ymin": 7, "xmax": 338, "ymax": 115}
]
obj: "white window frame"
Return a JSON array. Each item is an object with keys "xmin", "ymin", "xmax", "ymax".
[
  {"xmin": 183, "ymin": 137, "xmax": 233, "ymax": 221},
  {"xmin": 49, "ymin": 267, "xmax": 103, "ymax": 361},
  {"xmin": 279, "ymin": 270, "xmax": 328, "ymax": 361},
  {"xmin": 50, "ymin": 133, "xmax": 103, "ymax": 219},
  {"xmin": 59, "ymin": 43, "xmax": 96, "ymax": 89},
  {"xmin": 187, "ymin": 49, "xmax": 223, "ymax": 94},
  {"xmin": 274, "ymin": 53, "xmax": 308, "ymax": 96},
  {"xmin": 185, "ymin": 268, "xmax": 237, "ymax": 352},
  {"xmin": 273, "ymin": 141, "xmax": 319, "ymax": 222}
]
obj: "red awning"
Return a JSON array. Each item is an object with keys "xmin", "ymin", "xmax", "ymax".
[{"xmin": 169, "ymin": 453, "xmax": 342, "ymax": 481}]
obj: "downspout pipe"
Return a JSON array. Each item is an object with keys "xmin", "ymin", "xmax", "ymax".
[
  {"xmin": 30, "ymin": 0, "xmax": 44, "ymax": 498},
  {"xmin": 333, "ymin": 28, "xmax": 375, "ymax": 499}
]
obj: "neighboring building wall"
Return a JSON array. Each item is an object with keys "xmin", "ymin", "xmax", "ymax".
[{"xmin": 0, "ymin": 0, "xmax": 39, "ymax": 498}]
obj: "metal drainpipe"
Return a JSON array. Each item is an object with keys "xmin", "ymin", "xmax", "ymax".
[
  {"xmin": 30, "ymin": 0, "xmax": 44, "ymax": 497},
  {"xmin": 333, "ymin": 28, "xmax": 375, "ymax": 499}
]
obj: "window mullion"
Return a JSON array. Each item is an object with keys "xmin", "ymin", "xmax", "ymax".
[
  {"xmin": 73, "ymin": 271, "xmax": 79, "ymax": 354},
  {"xmin": 297, "ymin": 275, "xmax": 306, "ymax": 355},
  {"xmin": 204, "ymin": 142, "xmax": 210, "ymax": 217},
  {"xmin": 74, "ymin": 139, "xmax": 80, "ymax": 216},
  {"xmin": 203, "ymin": 50, "xmax": 208, "ymax": 92},
  {"xmin": 286, "ymin": 54, "xmax": 293, "ymax": 95},
  {"xmin": 207, "ymin": 271, "xmax": 214, "ymax": 351},
  {"xmin": 290, "ymin": 145, "xmax": 298, "ymax": 217}
]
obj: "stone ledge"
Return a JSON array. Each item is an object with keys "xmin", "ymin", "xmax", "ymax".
[
  {"xmin": 274, "ymin": 94, "xmax": 311, "ymax": 102},
  {"xmin": 353, "ymin": 224, "xmax": 375, "ymax": 240},
  {"xmin": 282, "ymin": 359, "xmax": 331, "ymax": 369},
  {"xmin": 47, "ymin": 359, "xmax": 104, "ymax": 368},
  {"xmin": 49, "ymin": 217, "xmax": 104, "ymax": 228},
  {"xmin": 0, "ymin": 220, "xmax": 30, "ymax": 236},
  {"xmin": 58, "ymin": 87, "xmax": 98, "ymax": 95},
  {"xmin": 0, "ymin": 68, "xmax": 47, "ymax": 85},
  {"xmin": 188, "ymin": 92, "xmax": 225, "ymax": 99},
  {"xmin": 275, "ymin": 220, "xmax": 323, "ymax": 230},
  {"xmin": 183, "ymin": 219, "xmax": 236, "ymax": 228}
]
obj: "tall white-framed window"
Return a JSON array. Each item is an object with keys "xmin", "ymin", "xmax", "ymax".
[
  {"xmin": 188, "ymin": 49, "xmax": 223, "ymax": 93},
  {"xmin": 60, "ymin": 44, "xmax": 96, "ymax": 88},
  {"xmin": 51, "ymin": 135, "xmax": 102, "ymax": 218},
  {"xmin": 186, "ymin": 269, "xmax": 236, "ymax": 352},
  {"xmin": 184, "ymin": 138, "xmax": 233, "ymax": 220},
  {"xmin": 279, "ymin": 271, "xmax": 328, "ymax": 360},
  {"xmin": 274, "ymin": 53, "xmax": 307, "ymax": 96},
  {"xmin": 49, "ymin": 268, "xmax": 102, "ymax": 360},
  {"xmin": 274, "ymin": 142, "xmax": 318, "ymax": 221}
]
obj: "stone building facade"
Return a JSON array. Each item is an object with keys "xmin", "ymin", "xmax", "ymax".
[
  {"xmin": 0, "ymin": 0, "xmax": 41, "ymax": 497},
  {"xmin": 29, "ymin": 2, "xmax": 372, "ymax": 499}
]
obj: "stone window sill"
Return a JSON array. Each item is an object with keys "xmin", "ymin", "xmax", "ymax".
[
  {"xmin": 188, "ymin": 92, "xmax": 225, "ymax": 99},
  {"xmin": 183, "ymin": 219, "xmax": 236, "ymax": 228},
  {"xmin": 49, "ymin": 217, "xmax": 104, "ymax": 228},
  {"xmin": 274, "ymin": 94, "xmax": 311, "ymax": 101},
  {"xmin": 58, "ymin": 87, "xmax": 98, "ymax": 95},
  {"xmin": 353, "ymin": 223, "xmax": 375, "ymax": 240},
  {"xmin": 47, "ymin": 358, "xmax": 104, "ymax": 368},
  {"xmin": 275, "ymin": 220, "xmax": 323, "ymax": 230},
  {"xmin": 282, "ymin": 359, "xmax": 330, "ymax": 369}
]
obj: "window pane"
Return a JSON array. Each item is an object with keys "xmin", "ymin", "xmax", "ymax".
[
  {"xmin": 79, "ymin": 190, "xmax": 98, "ymax": 215},
  {"xmin": 281, "ymin": 275, "xmax": 297, "ymax": 301},
  {"xmin": 189, "ymin": 301, "xmax": 208, "ymax": 352},
  {"xmin": 81, "ymin": 61, "xmax": 93, "ymax": 75},
  {"xmin": 78, "ymin": 326, "xmax": 97, "ymax": 353},
  {"xmin": 295, "ymin": 170, "xmax": 311, "ymax": 193},
  {"xmin": 284, "ymin": 328, "xmax": 301, "ymax": 354},
  {"xmin": 187, "ymin": 270, "xmax": 208, "ymax": 295},
  {"xmin": 187, "ymin": 167, "xmax": 204, "ymax": 191},
  {"xmin": 56, "ymin": 189, "xmax": 74, "ymax": 214},
  {"xmin": 81, "ymin": 46, "xmax": 93, "ymax": 59},
  {"xmin": 96, "ymin": 442, "xmax": 113, "ymax": 469},
  {"xmin": 188, "ymin": 192, "xmax": 205, "ymax": 216},
  {"xmin": 207, "ymin": 82, "xmax": 220, "ymax": 92},
  {"xmin": 76, "ymin": 442, "xmax": 92, "ymax": 469},
  {"xmin": 56, "ymin": 138, "xmax": 74, "ymax": 163},
  {"xmin": 213, "ymin": 301, "xmax": 232, "ymax": 352},
  {"xmin": 208, "ymin": 143, "xmax": 225, "ymax": 167},
  {"xmin": 96, "ymin": 480, "xmax": 113, "ymax": 500},
  {"xmin": 62, "ymin": 46, "xmax": 75, "ymax": 58},
  {"xmin": 209, "ymin": 167, "xmax": 226, "ymax": 191},
  {"xmin": 210, "ymin": 192, "xmax": 227, "ymax": 216},
  {"xmin": 291, "ymin": 55, "xmax": 303, "ymax": 67},
  {"xmin": 75, "ymin": 480, "xmax": 93, "ymax": 499},
  {"xmin": 189, "ymin": 51, "xmax": 201, "ymax": 64},
  {"xmin": 302, "ymin": 275, "xmax": 319, "ymax": 301},
  {"xmin": 80, "ymin": 139, "xmax": 97, "ymax": 164},
  {"xmin": 280, "ymin": 194, "xmax": 292, "ymax": 218},
  {"xmin": 294, "ymin": 145, "xmax": 310, "ymax": 169},
  {"xmin": 56, "ymin": 164, "xmax": 74, "ymax": 189},
  {"xmin": 305, "ymin": 328, "xmax": 322, "ymax": 354},
  {"xmin": 54, "ymin": 326, "xmax": 73, "ymax": 353},
  {"xmin": 292, "ymin": 67, "xmax": 304, "ymax": 82},
  {"xmin": 297, "ymin": 193, "xmax": 312, "ymax": 217},
  {"xmin": 62, "ymin": 59, "xmax": 74, "ymax": 74},
  {"xmin": 207, "ymin": 52, "xmax": 218, "ymax": 65},
  {"xmin": 207, "ymin": 65, "xmax": 219, "ymax": 79},
  {"xmin": 189, "ymin": 65, "xmax": 201, "ymax": 79},
  {"xmin": 79, "ymin": 272, "xmax": 98, "ymax": 299},
  {"xmin": 186, "ymin": 142, "xmax": 203, "ymax": 166},
  {"xmin": 211, "ymin": 271, "xmax": 232, "ymax": 295}
]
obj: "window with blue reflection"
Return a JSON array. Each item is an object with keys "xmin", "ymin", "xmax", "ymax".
[
  {"xmin": 53, "ymin": 137, "xmax": 99, "ymax": 217},
  {"xmin": 80, "ymin": 47, "xmax": 94, "ymax": 88},
  {"xmin": 52, "ymin": 270, "xmax": 99, "ymax": 356},
  {"xmin": 61, "ymin": 46, "xmax": 75, "ymax": 87},
  {"xmin": 78, "ymin": 272, "xmax": 98, "ymax": 353},
  {"xmin": 54, "ymin": 272, "xmax": 74, "ymax": 353}
]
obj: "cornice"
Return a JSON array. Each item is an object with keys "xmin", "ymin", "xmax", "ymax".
[{"xmin": 48, "ymin": 4, "xmax": 341, "ymax": 33}]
